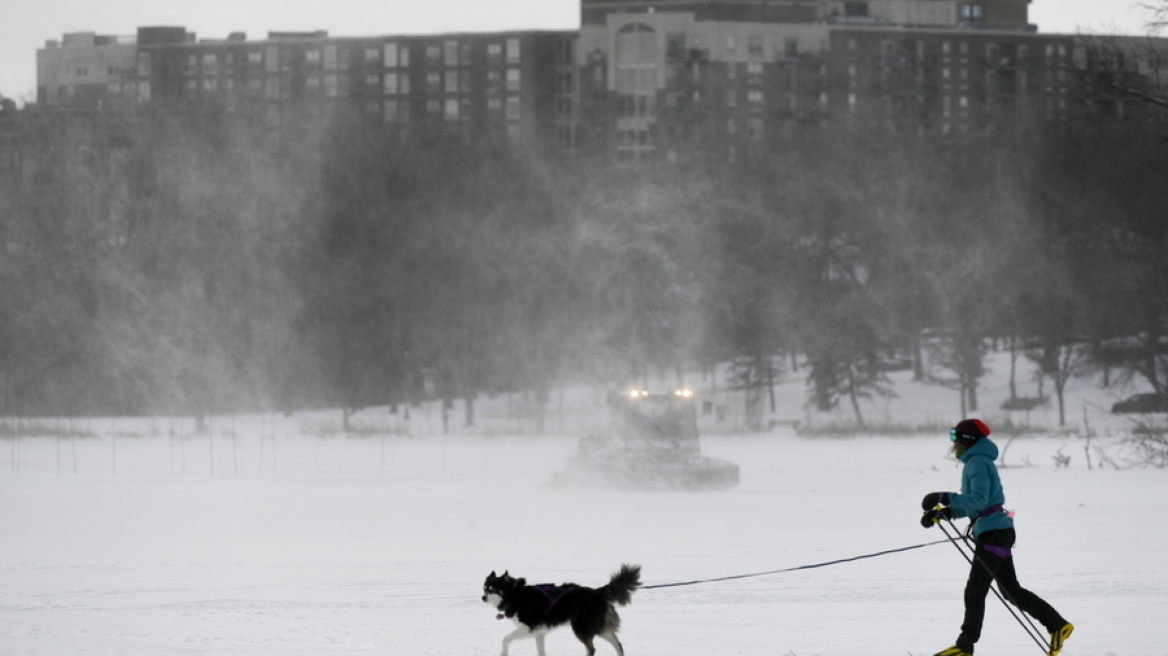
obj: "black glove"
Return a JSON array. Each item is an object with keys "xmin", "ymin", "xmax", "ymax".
[
  {"xmin": 921, "ymin": 491, "xmax": 952, "ymax": 510},
  {"xmin": 920, "ymin": 506, "xmax": 952, "ymax": 529}
]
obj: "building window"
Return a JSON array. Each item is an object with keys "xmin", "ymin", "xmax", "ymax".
[
  {"xmin": 783, "ymin": 66, "xmax": 796, "ymax": 92},
  {"xmin": 445, "ymin": 98, "xmax": 459, "ymax": 120},
  {"xmin": 748, "ymin": 35, "xmax": 764, "ymax": 59},
  {"xmin": 667, "ymin": 33, "xmax": 686, "ymax": 62},
  {"xmin": 384, "ymin": 42, "xmax": 398, "ymax": 68},
  {"xmin": 365, "ymin": 47, "xmax": 380, "ymax": 63},
  {"xmin": 487, "ymin": 43, "xmax": 503, "ymax": 66},
  {"xmin": 961, "ymin": 4, "xmax": 985, "ymax": 22},
  {"xmin": 506, "ymin": 38, "xmax": 521, "ymax": 64},
  {"xmin": 506, "ymin": 96, "xmax": 520, "ymax": 120},
  {"xmin": 784, "ymin": 38, "xmax": 798, "ymax": 60},
  {"xmin": 487, "ymin": 69, "xmax": 503, "ymax": 94},
  {"xmin": 445, "ymin": 40, "xmax": 459, "ymax": 67},
  {"xmin": 383, "ymin": 73, "xmax": 397, "ymax": 94},
  {"xmin": 426, "ymin": 71, "xmax": 441, "ymax": 93},
  {"xmin": 324, "ymin": 45, "xmax": 337, "ymax": 70},
  {"xmin": 987, "ymin": 43, "xmax": 1000, "ymax": 66},
  {"xmin": 445, "ymin": 70, "xmax": 459, "ymax": 94},
  {"xmin": 747, "ymin": 89, "xmax": 763, "ymax": 110},
  {"xmin": 506, "ymin": 68, "xmax": 521, "ymax": 92},
  {"xmin": 747, "ymin": 62, "xmax": 763, "ymax": 84}
]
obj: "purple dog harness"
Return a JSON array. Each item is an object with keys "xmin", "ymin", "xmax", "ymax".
[
  {"xmin": 496, "ymin": 584, "xmax": 577, "ymax": 620},
  {"xmin": 533, "ymin": 584, "xmax": 576, "ymax": 610}
]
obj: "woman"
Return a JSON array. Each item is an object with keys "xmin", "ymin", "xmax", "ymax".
[{"xmin": 920, "ymin": 418, "xmax": 1073, "ymax": 656}]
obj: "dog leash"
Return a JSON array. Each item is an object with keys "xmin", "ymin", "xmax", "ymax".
[{"xmin": 641, "ymin": 538, "xmax": 952, "ymax": 590}]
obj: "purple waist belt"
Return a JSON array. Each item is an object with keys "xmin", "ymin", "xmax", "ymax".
[{"xmin": 982, "ymin": 543, "xmax": 1012, "ymax": 559}]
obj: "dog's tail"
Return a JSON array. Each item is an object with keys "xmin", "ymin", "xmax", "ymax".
[{"xmin": 598, "ymin": 563, "xmax": 641, "ymax": 606}]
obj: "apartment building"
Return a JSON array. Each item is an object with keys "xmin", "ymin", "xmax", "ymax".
[
  {"xmin": 36, "ymin": 31, "xmax": 138, "ymax": 106},
  {"xmin": 32, "ymin": 0, "xmax": 1164, "ymax": 163},
  {"xmin": 576, "ymin": 0, "xmax": 1070, "ymax": 160},
  {"xmin": 38, "ymin": 26, "xmax": 578, "ymax": 152}
]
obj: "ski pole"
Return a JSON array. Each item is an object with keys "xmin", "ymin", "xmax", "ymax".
[
  {"xmin": 936, "ymin": 520, "xmax": 1051, "ymax": 655},
  {"xmin": 943, "ymin": 519, "xmax": 1049, "ymax": 648}
]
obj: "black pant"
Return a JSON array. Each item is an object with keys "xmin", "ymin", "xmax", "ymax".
[{"xmin": 957, "ymin": 528, "xmax": 1065, "ymax": 653}]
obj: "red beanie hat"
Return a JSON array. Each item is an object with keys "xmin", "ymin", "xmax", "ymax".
[{"xmin": 954, "ymin": 418, "xmax": 991, "ymax": 438}]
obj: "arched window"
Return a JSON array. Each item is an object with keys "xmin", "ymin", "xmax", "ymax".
[{"xmin": 615, "ymin": 23, "xmax": 657, "ymax": 158}]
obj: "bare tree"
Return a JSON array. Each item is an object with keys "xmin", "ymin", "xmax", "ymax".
[
  {"xmin": 1078, "ymin": 6, "xmax": 1168, "ymax": 111},
  {"xmin": 1143, "ymin": 1, "xmax": 1168, "ymax": 33}
]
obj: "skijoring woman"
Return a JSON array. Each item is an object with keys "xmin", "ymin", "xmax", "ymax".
[{"xmin": 920, "ymin": 418, "xmax": 1074, "ymax": 656}]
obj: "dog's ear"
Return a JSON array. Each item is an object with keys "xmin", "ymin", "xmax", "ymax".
[
  {"xmin": 516, "ymin": 577, "xmax": 526, "ymax": 587},
  {"xmin": 488, "ymin": 570, "xmax": 496, "ymax": 578}
]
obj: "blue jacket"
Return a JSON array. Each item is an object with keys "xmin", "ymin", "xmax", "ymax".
[{"xmin": 948, "ymin": 437, "xmax": 1013, "ymax": 539}]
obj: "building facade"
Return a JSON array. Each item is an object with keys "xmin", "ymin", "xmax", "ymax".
[
  {"xmin": 32, "ymin": 0, "xmax": 1167, "ymax": 162},
  {"xmin": 39, "ymin": 26, "xmax": 579, "ymax": 152}
]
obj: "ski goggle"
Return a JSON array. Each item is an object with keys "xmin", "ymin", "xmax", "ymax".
[{"xmin": 950, "ymin": 428, "xmax": 976, "ymax": 442}]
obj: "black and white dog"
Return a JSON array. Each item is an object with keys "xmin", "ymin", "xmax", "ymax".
[{"xmin": 482, "ymin": 563, "xmax": 641, "ymax": 656}]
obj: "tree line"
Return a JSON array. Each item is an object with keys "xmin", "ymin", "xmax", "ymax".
[{"xmin": 0, "ymin": 103, "xmax": 1165, "ymax": 429}]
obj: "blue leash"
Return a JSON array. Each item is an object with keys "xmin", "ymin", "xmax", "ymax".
[{"xmin": 641, "ymin": 539, "xmax": 952, "ymax": 590}]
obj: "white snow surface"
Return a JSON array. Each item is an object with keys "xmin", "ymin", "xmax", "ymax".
[{"xmin": 2, "ymin": 353, "xmax": 1167, "ymax": 656}]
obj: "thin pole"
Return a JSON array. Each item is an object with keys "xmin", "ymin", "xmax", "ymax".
[{"xmin": 937, "ymin": 520, "xmax": 1049, "ymax": 655}]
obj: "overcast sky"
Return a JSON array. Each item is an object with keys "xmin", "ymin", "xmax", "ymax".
[{"xmin": 0, "ymin": 0, "xmax": 1157, "ymax": 106}]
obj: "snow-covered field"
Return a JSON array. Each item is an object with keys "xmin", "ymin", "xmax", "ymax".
[{"xmin": 2, "ymin": 354, "xmax": 1166, "ymax": 656}]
